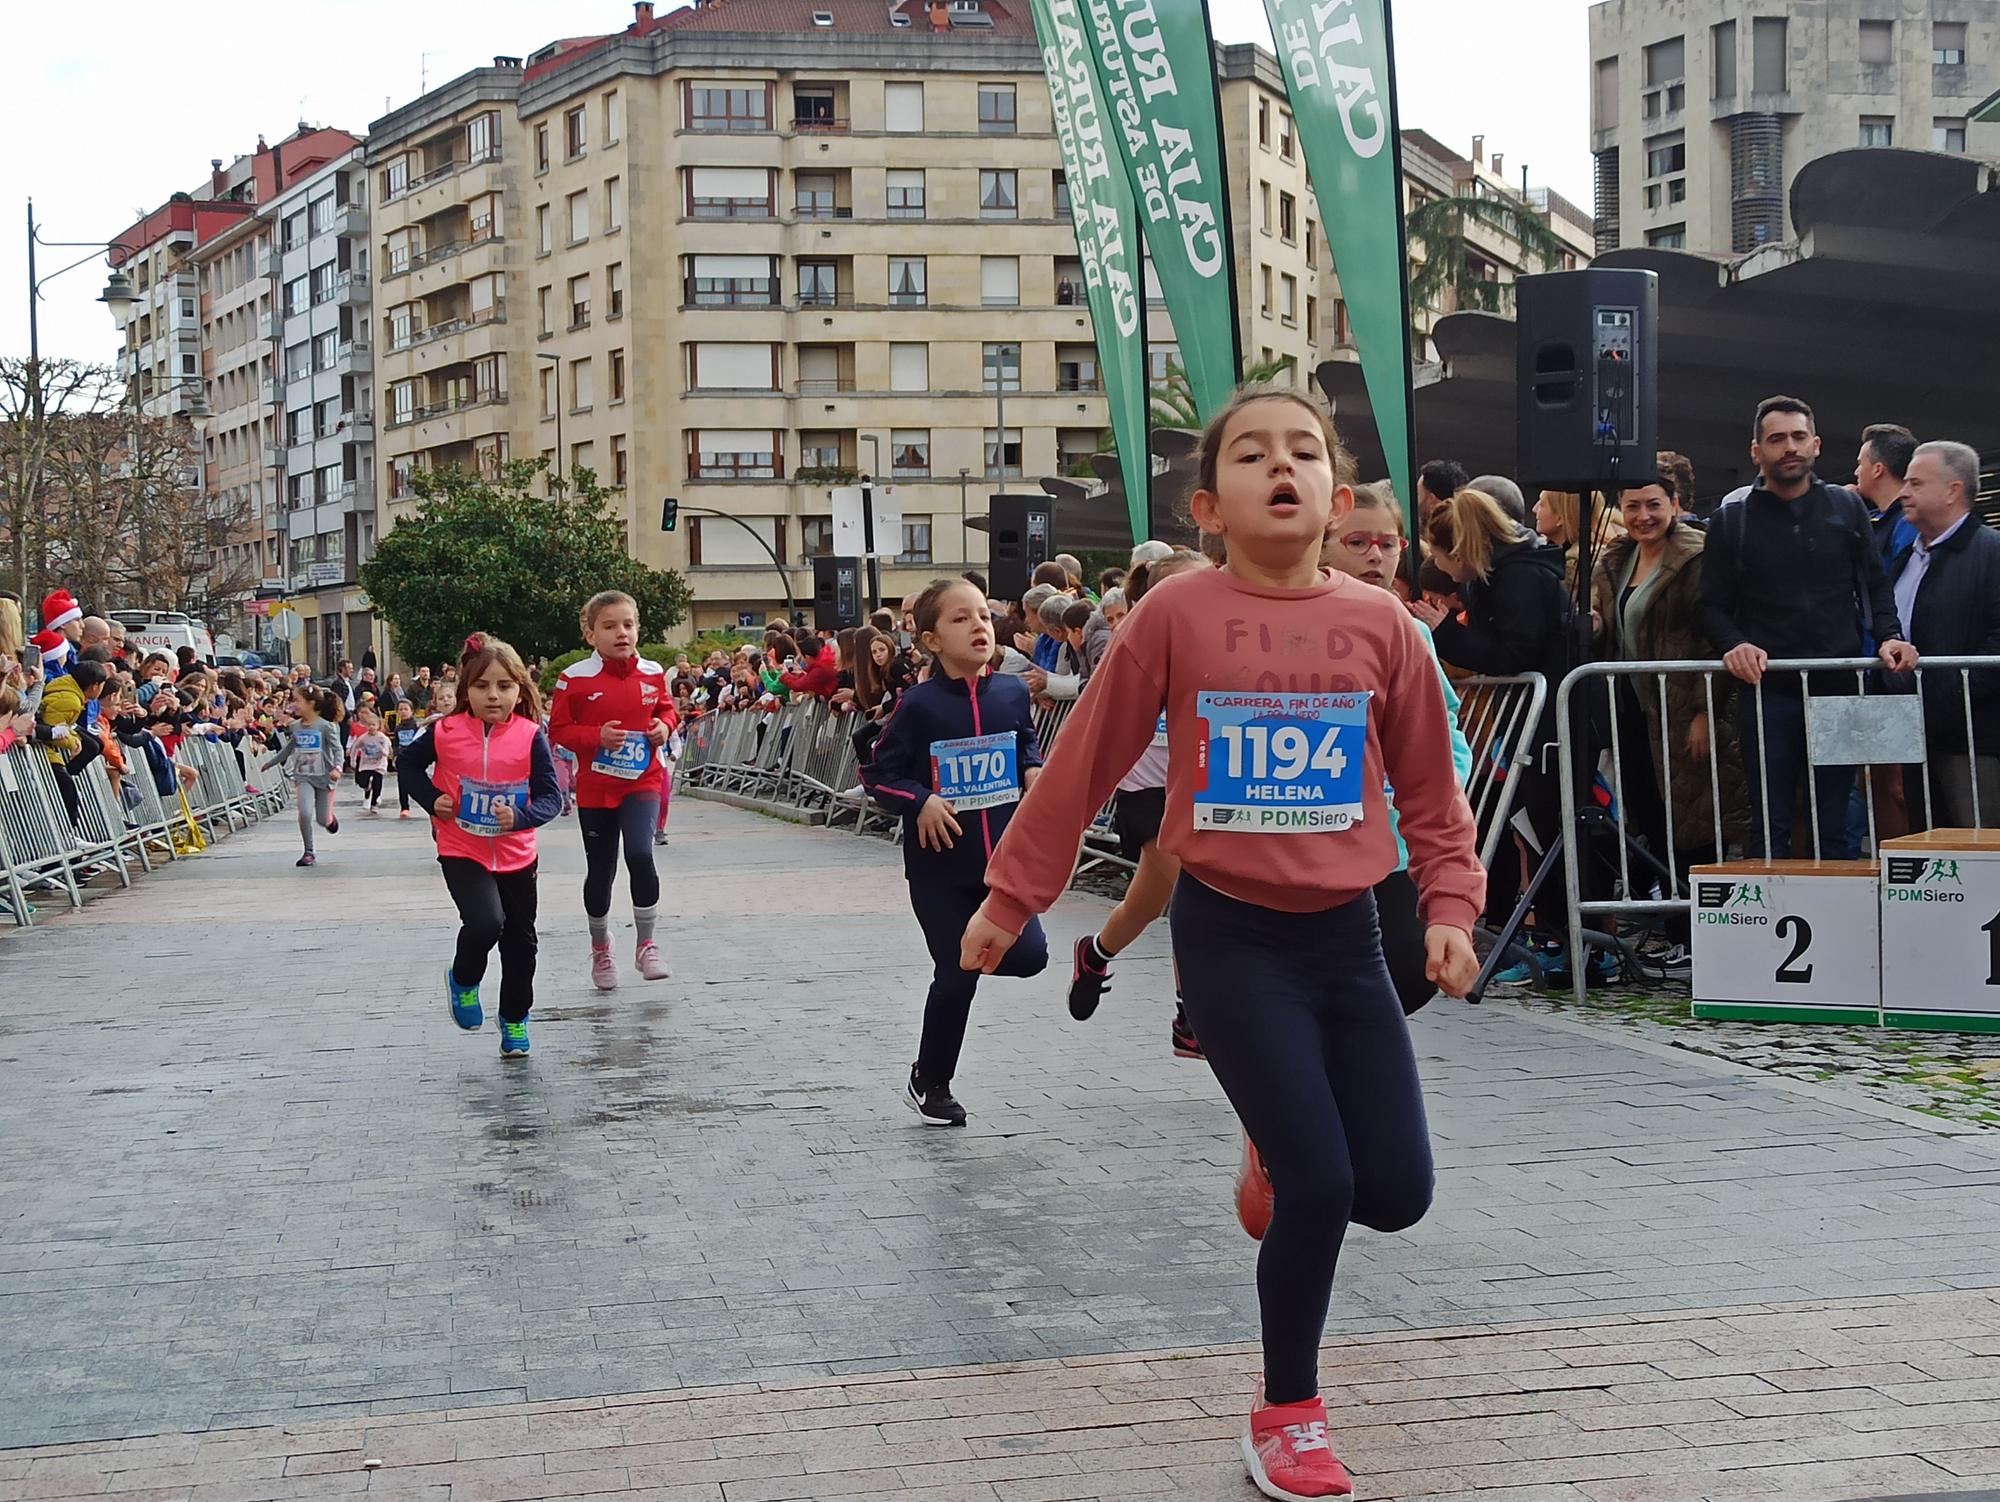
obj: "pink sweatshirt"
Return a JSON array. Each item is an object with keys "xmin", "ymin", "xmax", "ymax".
[{"xmin": 983, "ymin": 566, "xmax": 1485, "ymax": 936}]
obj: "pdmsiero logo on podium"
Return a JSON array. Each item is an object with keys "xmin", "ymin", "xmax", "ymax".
[
  {"xmin": 1696, "ymin": 881, "xmax": 1770, "ymax": 925},
  {"xmin": 1885, "ymin": 858, "xmax": 1968, "ymax": 901}
]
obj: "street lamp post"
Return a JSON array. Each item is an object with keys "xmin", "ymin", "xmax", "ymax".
[
  {"xmin": 858, "ymin": 432, "xmax": 882, "ymax": 610},
  {"xmin": 18, "ymin": 198, "xmax": 140, "ymax": 599},
  {"xmin": 957, "ymin": 467, "xmax": 971, "ymax": 568},
  {"xmin": 537, "ymin": 351, "xmax": 562, "ymax": 490}
]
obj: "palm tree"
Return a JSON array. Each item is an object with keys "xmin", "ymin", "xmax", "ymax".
[{"xmin": 1405, "ymin": 192, "xmax": 1567, "ymax": 346}]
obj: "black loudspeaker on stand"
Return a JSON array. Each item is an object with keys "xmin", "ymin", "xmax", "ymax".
[
  {"xmin": 986, "ymin": 495, "xmax": 1053, "ymax": 601},
  {"xmin": 1471, "ymin": 269, "xmax": 1666, "ymax": 1000},
  {"xmin": 812, "ymin": 555, "xmax": 863, "ymax": 632}
]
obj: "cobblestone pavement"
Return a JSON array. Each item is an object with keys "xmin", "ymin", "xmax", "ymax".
[{"xmin": 8, "ymin": 794, "xmax": 2000, "ymax": 1499}]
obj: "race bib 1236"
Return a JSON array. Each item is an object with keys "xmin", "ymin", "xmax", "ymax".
[{"xmin": 591, "ymin": 730, "xmax": 652, "ymax": 780}]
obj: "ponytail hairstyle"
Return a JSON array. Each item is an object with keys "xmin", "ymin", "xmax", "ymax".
[
  {"xmin": 1124, "ymin": 547, "xmax": 1211, "ymax": 604},
  {"xmin": 293, "ymin": 683, "xmax": 343, "ymax": 723},
  {"xmin": 453, "ymin": 632, "xmax": 543, "ymax": 722}
]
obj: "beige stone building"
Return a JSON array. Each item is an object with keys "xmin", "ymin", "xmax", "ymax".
[{"xmin": 1589, "ymin": 0, "xmax": 2000, "ymax": 256}]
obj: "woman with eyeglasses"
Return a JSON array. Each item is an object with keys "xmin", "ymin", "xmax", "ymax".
[{"xmin": 1324, "ymin": 486, "xmax": 1475, "ymax": 1014}]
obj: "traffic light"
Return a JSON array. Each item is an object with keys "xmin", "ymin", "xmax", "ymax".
[{"xmin": 660, "ymin": 496, "xmax": 680, "ymax": 532}]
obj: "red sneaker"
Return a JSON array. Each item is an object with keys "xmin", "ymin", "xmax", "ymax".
[
  {"xmin": 1236, "ymin": 1133, "xmax": 1273, "ymax": 1242},
  {"xmin": 1243, "ymin": 1385, "xmax": 1352, "ymax": 1500}
]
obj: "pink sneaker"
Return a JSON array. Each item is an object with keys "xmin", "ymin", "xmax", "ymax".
[
  {"xmin": 635, "ymin": 941, "xmax": 671, "ymax": 981},
  {"xmin": 590, "ymin": 943, "xmax": 618, "ymax": 991},
  {"xmin": 1243, "ymin": 1384, "xmax": 1352, "ymax": 1499}
]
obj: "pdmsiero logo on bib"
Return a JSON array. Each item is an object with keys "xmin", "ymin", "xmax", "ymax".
[{"xmin": 1192, "ymin": 691, "xmax": 1369, "ymax": 834}]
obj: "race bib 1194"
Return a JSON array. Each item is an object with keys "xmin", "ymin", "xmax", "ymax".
[
  {"xmin": 1192, "ymin": 691, "xmax": 1370, "ymax": 834},
  {"xmin": 930, "ymin": 730, "xmax": 1020, "ymax": 811}
]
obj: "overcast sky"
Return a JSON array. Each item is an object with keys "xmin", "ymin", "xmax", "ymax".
[{"xmin": 2, "ymin": 0, "xmax": 1595, "ymax": 365}]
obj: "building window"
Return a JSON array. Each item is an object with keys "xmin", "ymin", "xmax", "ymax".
[
  {"xmin": 979, "ymin": 169, "xmax": 1017, "ymax": 218},
  {"xmin": 799, "ymin": 432, "xmax": 843, "ymax": 471},
  {"xmin": 539, "ymin": 363, "xmax": 557, "ymax": 418},
  {"xmin": 607, "ymin": 262, "xmax": 625, "ymax": 319},
  {"xmin": 1260, "ymin": 181, "xmax": 1272, "ymax": 232},
  {"xmin": 984, "ymin": 428, "xmax": 1023, "ymax": 477},
  {"xmin": 1148, "ymin": 344, "xmax": 1178, "ymax": 383},
  {"xmin": 1280, "ymin": 273, "xmax": 1297, "ymax": 325},
  {"xmin": 1860, "ymin": 116, "xmax": 1894, "ymax": 148},
  {"xmin": 1279, "ymin": 191, "xmax": 1296, "ymax": 243},
  {"xmin": 473, "ymin": 355, "xmax": 502, "ymax": 401},
  {"xmin": 283, "ymin": 211, "xmax": 307, "ymax": 251},
  {"xmin": 687, "ymin": 166, "xmax": 771, "ymax": 218},
  {"xmin": 1752, "ymin": 16, "xmax": 1787, "ymax": 93},
  {"xmin": 982, "ymin": 342, "xmax": 1020, "ymax": 393},
  {"xmin": 284, "ymin": 276, "xmax": 309, "ymax": 315},
  {"xmin": 1712, "ymin": 20, "xmax": 1737, "ymax": 99},
  {"xmin": 1859, "ymin": 19, "xmax": 1893, "ymax": 65},
  {"xmin": 1057, "ymin": 345, "xmax": 1099, "ymax": 392},
  {"xmin": 536, "ymin": 204, "xmax": 552, "ymax": 256},
  {"xmin": 798, "ymin": 516, "xmax": 835, "ymax": 559},
  {"xmin": 794, "ymin": 84, "xmax": 841, "ymax": 132},
  {"xmin": 611, "ymin": 433, "xmax": 628, "ymax": 486},
  {"xmin": 1052, "ymin": 169, "xmax": 1071, "ymax": 220},
  {"xmin": 568, "ymin": 274, "xmax": 590, "ymax": 328},
  {"xmin": 537, "ymin": 285, "xmax": 552, "ymax": 337},
  {"xmin": 1593, "ymin": 56, "xmax": 1619, "ymax": 131},
  {"xmin": 382, "ymin": 157, "xmax": 409, "ymax": 199},
  {"xmin": 313, "ymin": 330, "xmax": 337, "ymax": 370},
  {"xmin": 979, "ymin": 256, "xmax": 1019, "ymax": 308},
  {"xmin": 978, "ymin": 83, "xmax": 1016, "ymax": 134},
  {"xmin": 890, "ymin": 429, "xmax": 930, "ymax": 477},
  {"xmin": 570, "ymin": 357, "xmax": 592, "ymax": 411},
  {"xmin": 895, "ymin": 516, "xmax": 932, "ymax": 566},
  {"xmin": 572, "ymin": 440, "xmax": 594, "ymax": 476},
  {"xmin": 799, "ymin": 260, "xmax": 838, "ymax": 306},
  {"xmin": 564, "ymin": 106, "xmax": 587, "ymax": 158},
  {"xmin": 888, "ymin": 256, "xmax": 926, "ymax": 307},
  {"xmin": 1260, "ymin": 263, "xmax": 1274, "ymax": 315},
  {"xmin": 1934, "ymin": 21, "xmax": 1967, "ymax": 65},
  {"xmin": 687, "ymin": 83, "xmax": 770, "ymax": 132},
  {"xmin": 1279, "ymin": 111, "xmax": 1294, "ymax": 159},
  {"xmin": 610, "ymin": 347, "xmax": 626, "ymax": 401},
  {"xmin": 1668, "ymin": 177, "xmax": 1686, "ymax": 203},
  {"xmin": 391, "ymin": 380, "xmax": 415, "ymax": 425},
  {"xmin": 605, "ymin": 176, "xmax": 622, "ymax": 233},
  {"xmin": 889, "ymin": 343, "xmax": 928, "ymax": 392},
  {"xmin": 1644, "ymin": 130, "xmax": 1686, "ymax": 178},
  {"xmin": 1305, "ymin": 295, "xmax": 1317, "ymax": 342},
  {"xmin": 1646, "ymin": 223, "xmax": 1686, "ymax": 249},
  {"xmin": 308, "ymin": 196, "xmax": 334, "ymax": 238},
  {"xmin": 884, "ymin": 81, "xmax": 924, "ymax": 132},
  {"xmin": 795, "ymin": 172, "xmax": 837, "ymax": 219},
  {"xmin": 602, "ymin": 89, "xmax": 622, "ymax": 145},
  {"xmin": 534, "ymin": 124, "xmax": 550, "ymax": 173},
  {"xmin": 887, "ymin": 169, "xmax": 925, "ymax": 219},
  {"xmin": 1935, "ymin": 117, "xmax": 1967, "ymax": 152},
  {"xmin": 1258, "ymin": 97, "xmax": 1270, "ymax": 147},
  {"xmin": 691, "ymin": 430, "xmax": 779, "ymax": 479},
  {"xmin": 567, "ymin": 190, "xmax": 590, "ymax": 243},
  {"xmin": 388, "ymin": 304, "xmax": 415, "ymax": 349}
]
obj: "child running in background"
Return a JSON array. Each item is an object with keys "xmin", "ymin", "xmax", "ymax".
[
  {"xmin": 1325, "ymin": 483, "xmax": 1477, "ymax": 1016},
  {"xmin": 391, "ymin": 702, "xmax": 422, "ymax": 818},
  {"xmin": 262, "ymin": 685, "xmax": 344, "ymax": 867},
  {"xmin": 547, "ymin": 591, "xmax": 677, "ymax": 989},
  {"xmin": 960, "ymin": 389, "xmax": 1482, "ymax": 1501},
  {"xmin": 352, "ymin": 710, "xmax": 392, "ymax": 815},
  {"xmin": 1065, "ymin": 547, "xmax": 1211, "ymax": 1056},
  {"xmin": 398, "ymin": 634, "xmax": 562, "ymax": 1058},
  {"xmin": 861, "ymin": 577, "xmax": 1048, "ymax": 1127}
]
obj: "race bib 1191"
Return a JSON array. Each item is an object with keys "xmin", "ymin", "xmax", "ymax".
[
  {"xmin": 591, "ymin": 730, "xmax": 652, "ymax": 780},
  {"xmin": 1192, "ymin": 691, "xmax": 1370, "ymax": 834},
  {"xmin": 930, "ymin": 730, "xmax": 1020, "ymax": 811},
  {"xmin": 456, "ymin": 777, "xmax": 528, "ymax": 835}
]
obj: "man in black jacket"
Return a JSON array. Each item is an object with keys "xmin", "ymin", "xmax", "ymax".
[
  {"xmin": 1698, "ymin": 395, "xmax": 1918, "ymax": 859},
  {"xmin": 1891, "ymin": 441, "xmax": 2000, "ymax": 831}
]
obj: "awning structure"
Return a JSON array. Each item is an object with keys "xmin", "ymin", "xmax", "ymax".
[{"xmin": 1317, "ymin": 148, "xmax": 2000, "ymax": 509}]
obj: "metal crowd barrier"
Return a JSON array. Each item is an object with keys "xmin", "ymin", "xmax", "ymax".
[
  {"xmin": 1, "ymin": 733, "xmax": 277, "ymax": 928},
  {"xmin": 1553, "ymin": 653, "xmax": 2000, "ymax": 1001},
  {"xmin": 680, "ymin": 674, "xmax": 1545, "ymax": 899}
]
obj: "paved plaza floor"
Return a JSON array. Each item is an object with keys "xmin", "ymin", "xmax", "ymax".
[{"xmin": 7, "ymin": 794, "xmax": 2000, "ymax": 1499}]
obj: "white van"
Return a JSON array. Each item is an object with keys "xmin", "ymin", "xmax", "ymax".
[{"xmin": 110, "ymin": 610, "xmax": 216, "ymax": 665}]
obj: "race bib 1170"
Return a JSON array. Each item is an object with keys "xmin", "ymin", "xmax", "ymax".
[
  {"xmin": 591, "ymin": 730, "xmax": 652, "ymax": 780},
  {"xmin": 930, "ymin": 730, "xmax": 1020, "ymax": 811},
  {"xmin": 1192, "ymin": 691, "xmax": 1370, "ymax": 834}
]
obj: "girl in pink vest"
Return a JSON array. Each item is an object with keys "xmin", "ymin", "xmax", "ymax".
[{"xmin": 397, "ymin": 634, "xmax": 563, "ymax": 1058}]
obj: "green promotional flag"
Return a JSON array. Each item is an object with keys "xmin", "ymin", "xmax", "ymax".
[
  {"xmin": 1263, "ymin": 0, "xmax": 1417, "ymax": 530},
  {"xmin": 1031, "ymin": 0, "xmax": 1152, "ymax": 545},
  {"xmin": 1079, "ymin": 0, "xmax": 1242, "ymax": 419}
]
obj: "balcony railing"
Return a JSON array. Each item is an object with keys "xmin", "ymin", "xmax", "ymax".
[
  {"xmin": 689, "ymin": 197, "xmax": 773, "ymax": 219},
  {"xmin": 796, "ymin": 378, "xmax": 854, "ymax": 394},
  {"xmin": 686, "ymin": 281, "xmax": 779, "ymax": 307},
  {"xmin": 385, "ymin": 390, "xmax": 509, "ymax": 430},
  {"xmin": 799, "ymin": 290, "xmax": 856, "ymax": 309},
  {"xmin": 386, "ymin": 303, "xmax": 507, "ymax": 354},
  {"xmin": 793, "ymin": 114, "xmax": 850, "ymax": 135},
  {"xmin": 794, "ymin": 203, "xmax": 854, "ymax": 221}
]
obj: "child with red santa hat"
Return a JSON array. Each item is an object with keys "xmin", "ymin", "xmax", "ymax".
[{"xmin": 36, "ymin": 589, "xmax": 83, "ymax": 676}]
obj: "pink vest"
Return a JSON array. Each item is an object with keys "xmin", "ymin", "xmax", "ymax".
[{"xmin": 431, "ymin": 714, "xmax": 540, "ymax": 871}]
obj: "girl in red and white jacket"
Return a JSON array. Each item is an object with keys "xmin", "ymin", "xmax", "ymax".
[
  {"xmin": 398, "ymin": 634, "xmax": 563, "ymax": 1058},
  {"xmin": 546, "ymin": 590, "xmax": 679, "ymax": 991}
]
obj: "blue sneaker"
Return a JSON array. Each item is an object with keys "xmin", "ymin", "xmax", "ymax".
[
  {"xmin": 1489, "ymin": 958, "xmax": 1533, "ymax": 986},
  {"xmin": 447, "ymin": 969, "xmax": 483, "ymax": 1031},
  {"xmin": 1539, "ymin": 945, "xmax": 1621, "ymax": 990},
  {"xmin": 499, "ymin": 1019, "xmax": 530, "ymax": 1057}
]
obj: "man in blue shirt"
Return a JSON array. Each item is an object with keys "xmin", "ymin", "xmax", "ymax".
[{"xmin": 1854, "ymin": 423, "xmax": 1920, "ymax": 568}]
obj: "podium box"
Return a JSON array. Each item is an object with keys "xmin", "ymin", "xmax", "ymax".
[
  {"xmin": 1880, "ymin": 830, "xmax": 2000, "ymax": 1033},
  {"xmin": 1689, "ymin": 861, "xmax": 1881, "ymax": 1024}
]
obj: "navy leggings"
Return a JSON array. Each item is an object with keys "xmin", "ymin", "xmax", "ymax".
[
  {"xmin": 909, "ymin": 879, "xmax": 1048, "ymax": 1086},
  {"xmin": 579, "ymin": 796, "xmax": 661, "ymax": 917},
  {"xmin": 1172, "ymin": 875, "xmax": 1434, "ymax": 1405}
]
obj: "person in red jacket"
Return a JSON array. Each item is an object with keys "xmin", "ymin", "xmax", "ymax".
[
  {"xmin": 779, "ymin": 633, "xmax": 841, "ymax": 698},
  {"xmin": 547, "ymin": 590, "xmax": 678, "ymax": 990}
]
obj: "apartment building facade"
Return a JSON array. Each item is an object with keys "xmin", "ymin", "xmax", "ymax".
[
  {"xmin": 368, "ymin": 64, "xmax": 530, "ymax": 534},
  {"xmin": 1589, "ymin": 0, "xmax": 2000, "ymax": 255}
]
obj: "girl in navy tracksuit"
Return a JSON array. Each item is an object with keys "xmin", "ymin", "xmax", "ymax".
[{"xmin": 861, "ymin": 577, "xmax": 1048, "ymax": 1126}]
